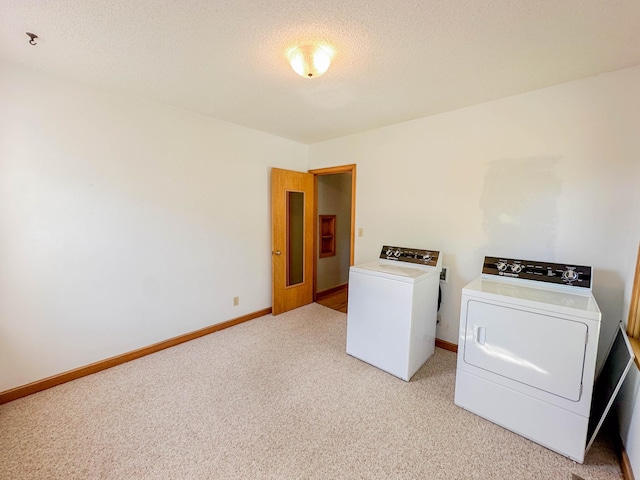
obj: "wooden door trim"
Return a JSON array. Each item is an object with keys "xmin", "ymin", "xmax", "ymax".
[
  {"xmin": 627, "ymin": 242, "xmax": 640, "ymax": 369},
  {"xmin": 628, "ymin": 242, "xmax": 640, "ymax": 339},
  {"xmin": 309, "ymin": 164, "xmax": 356, "ymax": 301}
]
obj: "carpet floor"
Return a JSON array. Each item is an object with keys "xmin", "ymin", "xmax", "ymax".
[{"xmin": 0, "ymin": 303, "xmax": 623, "ymax": 479}]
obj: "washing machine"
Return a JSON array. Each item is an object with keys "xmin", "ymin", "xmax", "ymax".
[
  {"xmin": 454, "ymin": 256, "xmax": 603, "ymax": 463},
  {"xmin": 346, "ymin": 245, "xmax": 442, "ymax": 381}
]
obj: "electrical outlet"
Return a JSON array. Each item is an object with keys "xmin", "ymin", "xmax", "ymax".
[
  {"xmin": 440, "ymin": 267, "xmax": 448, "ymax": 283},
  {"xmin": 233, "ymin": 296, "xmax": 239, "ymax": 306}
]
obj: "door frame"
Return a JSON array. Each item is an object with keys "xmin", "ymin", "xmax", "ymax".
[{"xmin": 308, "ymin": 164, "xmax": 357, "ymax": 301}]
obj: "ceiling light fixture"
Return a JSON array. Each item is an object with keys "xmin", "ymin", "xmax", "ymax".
[{"xmin": 288, "ymin": 45, "xmax": 333, "ymax": 79}]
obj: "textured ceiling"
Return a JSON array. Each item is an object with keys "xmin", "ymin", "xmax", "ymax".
[{"xmin": 1, "ymin": 0, "xmax": 640, "ymax": 144}]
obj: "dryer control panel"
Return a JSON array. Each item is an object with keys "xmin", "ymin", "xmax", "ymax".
[
  {"xmin": 482, "ymin": 256, "xmax": 592, "ymax": 289},
  {"xmin": 380, "ymin": 246, "xmax": 440, "ymax": 267}
]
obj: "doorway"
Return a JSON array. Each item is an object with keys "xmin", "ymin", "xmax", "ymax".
[
  {"xmin": 271, "ymin": 165, "xmax": 356, "ymax": 315},
  {"xmin": 310, "ymin": 165, "xmax": 356, "ymax": 313}
]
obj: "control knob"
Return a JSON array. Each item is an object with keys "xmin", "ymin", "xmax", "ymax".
[
  {"xmin": 496, "ymin": 261, "xmax": 508, "ymax": 272},
  {"xmin": 394, "ymin": 250, "xmax": 401, "ymax": 257},
  {"xmin": 422, "ymin": 254, "xmax": 431, "ymax": 262},
  {"xmin": 386, "ymin": 249, "xmax": 393, "ymax": 257},
  {"xmin": 510, "ymin": 264, "xmax": 523, "ymax": 274},
  {"xmin": 562, "ymin": 269, "xmax": 579, "ymax": 282}
]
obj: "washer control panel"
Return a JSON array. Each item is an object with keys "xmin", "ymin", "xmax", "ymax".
[
  {"xmin": 482, "ymin": 256, "xmax": 592, "ymax": 289},
  {"xmin": 380, "ymin": 246, "xmax": 440, "ymax": 267}
]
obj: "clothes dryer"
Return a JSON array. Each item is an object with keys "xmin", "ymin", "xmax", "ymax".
[{"xmin": 455, "ymin": 256, "xmax": 602, "ymax": 463}]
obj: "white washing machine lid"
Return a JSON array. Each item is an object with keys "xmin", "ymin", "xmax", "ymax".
[
  {"xmin": 463, "ymin": 277, "xmax": 601, "ymax": 320},
  {"xmin": 350, "ymin": 259, "xmax": 439, "ymax": 283}
]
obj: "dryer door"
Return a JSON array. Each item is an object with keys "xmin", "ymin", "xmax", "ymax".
[{"xmin": 463, "ymin": 300, "xmax": 588, "ymax": 401}]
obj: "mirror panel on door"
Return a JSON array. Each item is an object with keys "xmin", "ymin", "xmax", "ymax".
[{"xmin": 287, "ymin": 191, "xmax": 304, "ymax": 286}]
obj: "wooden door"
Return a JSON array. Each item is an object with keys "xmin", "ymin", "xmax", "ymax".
[{"xmin": 271, "ymin": 168, "xmax": 314, "ymax": 315}]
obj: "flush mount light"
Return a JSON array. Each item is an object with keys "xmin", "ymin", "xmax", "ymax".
[{"xmin": 288, "ymin": 45, "xmax": 333, "ymax": 78}]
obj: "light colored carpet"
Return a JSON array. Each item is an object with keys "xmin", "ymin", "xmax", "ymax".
[{"xmin": 0, "ymin": 303, "xmax": 622, "ymax": 479}]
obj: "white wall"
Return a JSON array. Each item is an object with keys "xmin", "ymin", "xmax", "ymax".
[
  {"xmin": 0, "ymin": 63, "xmax": 308, "ymax": 392},
  {"xmin": 317, "ymin": 173, "xmax": 352, "ymax": 291},
  {"xmin": 618, "ymin": 161, "xmax": 640, "ymax": 476},
  {"xmin": 309, "ymin": 66, "xmax": 640, "ymax": 363}
]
